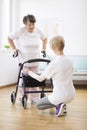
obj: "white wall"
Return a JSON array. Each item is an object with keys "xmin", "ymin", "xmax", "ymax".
[
  {"xmin": 0, "ymin": 0, "xmax": 87, "ymax": 86},
  {"xmin": 0, "ymin": 0, "xmax": 19, "ymax": 86},
  {"xmin": 18, "ymin": 0, "xmax": 87, "ymax": 55},
  {"xmin": 0, "ymin": 52, "xmax": 18, "ymax": 86}
]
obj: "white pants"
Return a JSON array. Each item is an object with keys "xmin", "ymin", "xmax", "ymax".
[{"xmin": 18, "ymin": 66, "xmax": 39, "ymax": 101}]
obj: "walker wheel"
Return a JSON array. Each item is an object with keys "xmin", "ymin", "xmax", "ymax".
[
  {"xmin": 11, "ymin": 92, "xmax": 16, "ymax": 104},
  {"xmin": 22, "ymin": 95, "xmax": 27, "ymax": 109},
  {"xmin": 40, "ymin": 92, "xmax": 45, "ymax": 98}
]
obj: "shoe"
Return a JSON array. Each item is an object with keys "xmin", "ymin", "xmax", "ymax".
[
  {"xmin": 31, "ymin": 99, "xmax": 39, "ymax": 104},
  {"xmin": 55, "ymin": 103, "xmax": 67, "ymax": 117},
  {"xmin": 19, "ymin": 95, "xmax": 28, "ymax": 104}
]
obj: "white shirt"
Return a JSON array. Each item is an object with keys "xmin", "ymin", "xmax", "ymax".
[
  {"xmin": 8, "ymin": 27, "xmax": 46, "ymax": 66},
  {"xmin": 29, "ymin": 55, "xmax": 76, "ymax": 105}
]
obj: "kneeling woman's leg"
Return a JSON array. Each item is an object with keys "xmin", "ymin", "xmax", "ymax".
[{"xmin": 36, "ymin": 97, "xmax": 55, "ymax": 110}]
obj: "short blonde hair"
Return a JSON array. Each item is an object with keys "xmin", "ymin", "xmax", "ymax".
[{"xmin": 49, "ymin": 36, "xmax": 65, "ymax": 51}]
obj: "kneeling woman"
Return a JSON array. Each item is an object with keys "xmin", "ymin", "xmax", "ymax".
[{"xmin": 23, "ymin": 36, "xmax": 76, "ymax": 117}]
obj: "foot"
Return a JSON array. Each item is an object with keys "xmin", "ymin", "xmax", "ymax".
[{"xmin": 55, "ymin": 103, "xmax": 67, "ymax": 117}]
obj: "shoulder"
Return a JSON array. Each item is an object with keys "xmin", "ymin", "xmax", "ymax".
[
  {"xmin": 63, "ymin": 56, "xmax": 74, "ymax": 69},
  {"xmin": 16, "ymin": 26, "xmax": 28, "ymax": 36},
  {"xmin": 49, "ymin": 58, "xmax": 58, "ymax": 67},
  {"xmin": 34, "ymin": 27, "xmax": 47, "ymax": 39},
  {"xmin": 19, "ymin": 26, "xmax": 26, "ymax": 33},
  {"xmin": 65, "ymin": 56, "xmax": 73, "ymax": 64},
  {"xmin": 34, "ymin": 27, "xmax": 42, "ymax": 33}
]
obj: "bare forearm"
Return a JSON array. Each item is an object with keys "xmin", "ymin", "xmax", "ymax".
[
  {"xmin": 8, "ymin": 37, "xmax": 16, "ymax": 50},
  {"xmin": 29, "ymin": 71, "xmax": 46, "ymax": 82},
  {"xmin": 42, "ymin": 38, "xmax": 47, "ymax": 50},
  {"xmin": 23, "ymin": 67, "xmax": 46, "ymax": 82}
]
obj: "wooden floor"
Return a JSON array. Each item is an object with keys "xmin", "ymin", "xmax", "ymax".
[{"xmin": 0, "ymin": 86, "xmax": 87, "ymax": 130}]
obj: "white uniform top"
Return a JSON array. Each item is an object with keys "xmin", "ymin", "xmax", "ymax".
[
  {"xmin": 8, "ymin": 27, "xmax": 46, "ymax": 66},
  {"xmin": 29, "ymin": 55, "xmax": 76, "ymax": 105}
]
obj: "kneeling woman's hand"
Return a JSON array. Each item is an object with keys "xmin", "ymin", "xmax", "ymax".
[{"xmin": 23, "ymin": 67, "xmax": 29, "ymax": 75}]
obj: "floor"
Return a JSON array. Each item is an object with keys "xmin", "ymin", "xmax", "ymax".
[{"xmin": 0, "ymin": 86, "xmax": 87, "ymax": 130}]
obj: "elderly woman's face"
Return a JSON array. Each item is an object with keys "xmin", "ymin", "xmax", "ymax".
[{"xmin": 25, "ymin": 21, "xmax": 35, "ymax": 32}]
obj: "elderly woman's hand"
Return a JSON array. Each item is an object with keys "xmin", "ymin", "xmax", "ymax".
[{"xmin": 41, "ymin": 50, "xmax": 46, "ymax": 57}]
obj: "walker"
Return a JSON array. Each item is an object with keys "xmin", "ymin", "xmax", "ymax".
[{"xmin": 11, "ymin": 51, "xmax": 53, "ymax": 109}]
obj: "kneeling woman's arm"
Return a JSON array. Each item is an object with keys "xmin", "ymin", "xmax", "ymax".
[
  {"xmin": 23, "ymin": 62, "xmax": 55, "ymax": 82},
  {"xmin": 29, "ymin": 71, "xmax": 47, "ymax": 82}
]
